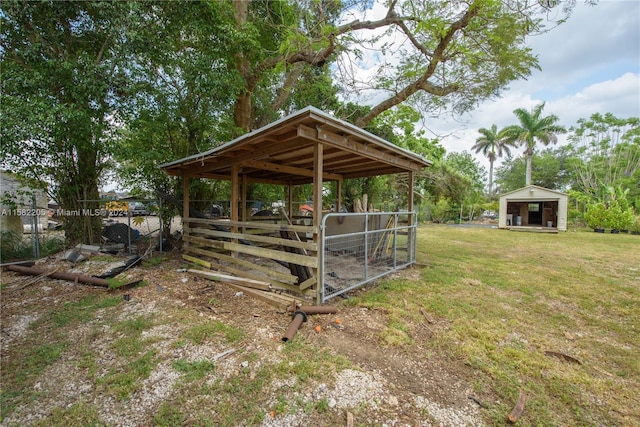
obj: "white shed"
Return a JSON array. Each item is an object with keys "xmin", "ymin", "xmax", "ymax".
[{"xmin": 498, "ymin": 185, "xmax": 568, "ymax": 232}]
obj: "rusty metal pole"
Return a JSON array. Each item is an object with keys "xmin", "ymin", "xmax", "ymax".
[
  {"xmin": 7, "ymin": 265, "xmax": 110, "ymax": 287},
  {"xmin": 287, "ymin": 305, "xmax": 339, "ymax": 315},
  {"xmin": 282, "ymin": 311, "xmax": 308, "ymax": 342}
]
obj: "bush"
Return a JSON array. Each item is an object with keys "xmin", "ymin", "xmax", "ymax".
[
  {"xmin": 584, "ymin": 203, "xmax": 607, "ymax": 230},
  {"xmin": 430, "ymin": 198, "xmax": 453, "ymax": 223},
  {"xmin": 605, "ymin": 201, "xmax": 635, "ymax": 231},
  {"xmin": 0, "ymin": 231, "xmax": 32, "ymax": 262},
  {"xmin": 0, "ymin": 231, "xmax": 65, "ymax": 262}
]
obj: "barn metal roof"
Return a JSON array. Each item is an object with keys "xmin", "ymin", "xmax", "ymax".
[{"xmin": 159, "ymin": 106, "xmax": 432, "ymax": 185}]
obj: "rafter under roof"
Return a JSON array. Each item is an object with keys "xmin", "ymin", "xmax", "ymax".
[{"xmin": 159, "ymin": 106, "xmax": 432, "ymax": 185}]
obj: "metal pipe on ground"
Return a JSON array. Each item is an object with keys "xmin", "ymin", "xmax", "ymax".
[
  {"xmin": 7, "ymin": 264, "xmax": 111, "ymax": 287},
  {"xmin": 287, "ymin": 305, "xmax": 339, "ymax": 315},
  {"xmin": 282, "ymin": 311, "xmax": 308, "ymax": 342}
]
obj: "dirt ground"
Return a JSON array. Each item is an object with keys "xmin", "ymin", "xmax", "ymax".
[{"xmin": 1, "ymin": 250, "xmax": 484, "ymax": 426}]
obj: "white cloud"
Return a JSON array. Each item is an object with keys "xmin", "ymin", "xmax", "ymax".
[
  {"xmin": 431, "ymin": 1, "xmax": 640, "ymax": 173},
  {"xmin": 549, "ymin": 73, "xmax": 640, "ymax": 125},
  {"xmin": 334, "ymin": 1, "xmax": 640, "ymax": 177}
]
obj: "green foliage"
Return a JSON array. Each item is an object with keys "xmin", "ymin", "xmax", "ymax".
[
  {"xmin": 153, "ymin": 403, "xmax": 187, "ymax": 427},
  {"xmin": 567, "ymin": 113, "xmax": 640, "ymax": 206},
  {"xmin": 183, "ymin": 321, "xmax": 245, "ymax": 344},
  {"xmin": 503, "ymin": 102, "xmax": 567, "ymax": 186},
  {"xmin": 52, "ymin": 296, "xmax": 122, "ymax": 328},
  {"xmin": 0, "ymin": 231, "xmax": 65, "ymax": 262},
  {"xmin": 2, "ymin": 0, "xmax": 583, "ymax": 245},
  {"xmin": 430, "ymin": 198, "xmax": 453, "ymax": 223},
  {"xmin": 584, "ymin": 198, "xmax": 635, "ymax": 231},
  {"xmin": 584, "ymin": 203, "xmax": 608, "ymax": 230},
  {"xmin": 106, "ymin": 277, "xmax": 130, "ymax": 290},
  {"xmin": 37, "ymin": 401, "xmax": 103, "ymax": 427},
  {"xmin": 0, "ymin": 1, "xmax": 138, "ymax": 244},
  {"xmin": 173, "ymin": 359, "xmax": 216, "ymax": 382},
  {"xmin": 0, "ymin": 231, "xmax": 32, "ymax": 261},
  {"xmin": 98, "ymin": 350, "xmax": 158, "ymax": 400},
  {"xmin": 495, "ymin": 147, "xmax": 573, "ymax": 193},
  {"xmin": 604, "ymin": 202, "xmax": 635, "ymax": 231},
  {"xmin": 472, "ymin": 124, "xmax": 515, "ymax": 199}
]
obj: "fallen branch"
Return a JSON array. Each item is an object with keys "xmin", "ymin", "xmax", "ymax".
[
  {"xmin": 467, "ymin": 395, "xmax": 488, "ymax": 409},
  {"xmin": 212, "ymin": 348, "xmax": 238, "ymax": 361},
  {"xmin": 544, "ymin": 350, "xmax": 582, "ymax": 365},
  {"xmin": 508, "ymin": 390, "xmax": 527, "ymax": 423}
]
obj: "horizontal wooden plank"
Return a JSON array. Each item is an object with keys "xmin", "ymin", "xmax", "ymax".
[
  {"xmin": 185, "ymin": 235, "xmax": 318, "ymax": 268},
  {"xmin": 187, "ymin": 269, "xmax": 272, "ymax": 291},
  {"xmin": 206, "ymin": 262, "xmax": 300, "ymax": 292},
  {"xmin": 182, "ymin": 254, "xmax": 211, "ymax": 268},
  {"xmin": 298, "ymin": 276, "xmax": 317, "ymax": 291},
  {"xmin": 185, "ymin": 217, "xmax": 317, "ymax": 234},
  {"xmin": 184, "ymin": 245, "xmax": 298, "ymax": 284},
  {"xmin": 185, "ymin": 226, "xmax": 317, "ymax": 252},
  {"xmin": 224, "ymin": 283, "xmax": 293, "ymax": 309}
]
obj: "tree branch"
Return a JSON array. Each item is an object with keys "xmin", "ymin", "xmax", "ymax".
[{"xmin": 355, "ymin": 1, "xmax": 481, "ymax": 127}]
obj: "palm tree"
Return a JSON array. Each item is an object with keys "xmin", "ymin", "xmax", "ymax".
[
  {"xmin": 503, "ymin": 102, "xmax": 566, "ymax": 186},
  {"xmin": 472, "ymin": 124, "xmax": 513, "ymax": 199}
]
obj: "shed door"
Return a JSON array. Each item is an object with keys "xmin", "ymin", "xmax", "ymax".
[{"xmin": 528, "ymin": 202, "xmax": 542, "ymax": 225}]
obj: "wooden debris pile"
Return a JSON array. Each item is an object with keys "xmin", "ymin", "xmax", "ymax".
[{"xmin": 187, "ymin": 268, "xmax": 302, "ymax": 309}]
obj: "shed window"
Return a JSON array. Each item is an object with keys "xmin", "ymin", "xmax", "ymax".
[{"xmin": 528, "ymin": 203, "xmax": 539, "ymax": 212}]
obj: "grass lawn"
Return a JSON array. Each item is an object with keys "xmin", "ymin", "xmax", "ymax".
[
  {"xmin": 354, "ymin": 224, "xmax": 640, "ymax": 426},
  {"xmin": 2, "ymin": 224, "xmax": 638, "ymax": 426}
]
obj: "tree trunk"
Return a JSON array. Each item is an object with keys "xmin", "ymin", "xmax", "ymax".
[
  {"xmin": 233, "ymin": 92, "xmax": 252, "ymax": 134},
  {"xmin": 525, "ymin": 154, "xmax": 533, "ymax": 186},
  {"xmin": 58, "ymin": 145, "xmax": 103, "ymax": 246},
  {"xmin": 232, "ymin": 0, "xmax": 251, "ymax": 134},
  {"xmin": 488, "ymin": 160, "xmax": 494, "ymax": 201},
  {"xmin": 59, "ymin": 177, "xmax": 102, "ymax": 246}
]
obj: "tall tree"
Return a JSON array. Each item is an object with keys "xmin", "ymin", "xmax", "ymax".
[
  {"xmin": 1, "ymin": 1, "xmax": 137, "ymax": 244},
  {"xmin": 495, "ymin": 147, "xmax": 573, "ymax": 193},
  {"xmin": 115, "ymin": 1, "xmax": 243, "ymax": 199},
  {"xmin": 228, "ymin": 0, "xmax": 577, "ymax": 131},
  {"xmin": 566, "ymin": 113, "xmax": 640, "ymax": 205},
  {"xmin": 503, "ymin": 102, "xmax": 566, "ymax": 186},
  {"xmin": 472, "ymin": 124, "xmax": 513, "ymax": 199}
]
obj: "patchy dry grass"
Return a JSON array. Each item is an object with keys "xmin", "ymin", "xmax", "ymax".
[
  {"xmin": 1, "ymin": 225, "xmax": 638, "ymax": 426},
  {"xmin": 353, "ymin": 225, "xmax": 640, "ymax": 426}
]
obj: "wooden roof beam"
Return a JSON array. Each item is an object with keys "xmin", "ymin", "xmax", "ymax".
[
  {"xmin": 184, "ymin": 139, "xmax": 312, "ymax": 175},
  {"xmin": 297, "ymin": 124, "xmax": 423, "ymax": 172},
  {"xmin": 242, "ymin": 159, "xmax": 342, "ymax": 181}
]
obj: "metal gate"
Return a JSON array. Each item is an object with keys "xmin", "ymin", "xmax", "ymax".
[{"xmin": 320, "ymin": 212, "xmax": 417, "ymax": 303}]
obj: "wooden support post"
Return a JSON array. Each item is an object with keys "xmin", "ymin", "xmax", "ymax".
[
  {"xmin": 287, "ymin": 181, "xmax": 293, "ymax": 220},
  {"xmin": 336, "ymin": 179, "xmax": 342, "ymax": 212},
  {"xmin": 183, "ymin": 175, "xmax": 190, "ymax": 248},
  {"xmin": 231, "ymin": 165, "xmax": 239, "ymax": 258},
  {"xmin": 241, "ymin": 173, "xmax": 248, "ymax": 222},
  {"xmin": 407, "ymin": 171, "xmax": 414, "ymax": 213},
  {"xmin": 313, "ymin": 144, "xmax": 322, "ymax": 229},
  {"xmin": 313, "ymin": 143, "xmax": 323, "ymax": 304},
  {"xmin": 407, "ymin": 171, "xmax": 415, "ymax": 262},
  {"xmin": 241, "ymin": 173, "xmax": 248, "ymax": 238}
]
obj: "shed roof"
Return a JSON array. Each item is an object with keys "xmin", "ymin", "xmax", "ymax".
[
  {"xmin": 159, "ymin": 106, "xmax": 432, "ymax": 185},
  {"xmin": 499, "ymin": 185, "xmax": 568, "ymax": 200}
]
